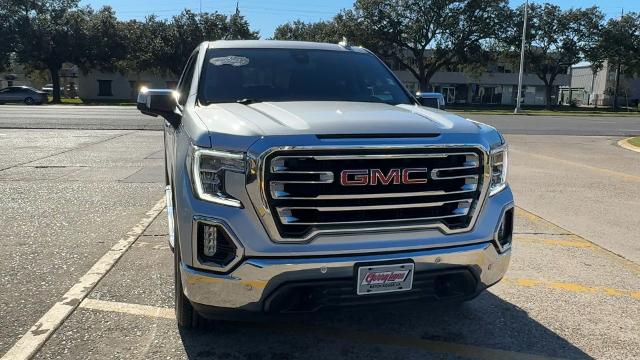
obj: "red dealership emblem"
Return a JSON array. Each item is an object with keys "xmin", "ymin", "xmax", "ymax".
[{"xmin": 340, "ymin": 168, "xmax": 428, "ymax": 186}]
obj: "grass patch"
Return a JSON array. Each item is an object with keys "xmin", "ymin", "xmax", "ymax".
[
  {"xmin": 628, "ymin": 137, "xmax": 640, "ymax": 148},
  {"xmin": 46, "ymin": 96, "xmax": 135, "ymax": 106}
]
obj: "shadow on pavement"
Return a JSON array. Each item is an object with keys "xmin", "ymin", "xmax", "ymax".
[{"xmin": 178, "ymin": 291, "xmax": 591, "ymax": 360}]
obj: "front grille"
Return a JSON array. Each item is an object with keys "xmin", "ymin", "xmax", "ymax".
[{"xmin": 260, "ymin": 147, "xmax": 487, "ymax": 241}]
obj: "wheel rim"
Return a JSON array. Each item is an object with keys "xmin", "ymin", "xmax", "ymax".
[{"xmin": 25, "ymin": 97, "xmax": 34, "ymax": 105}]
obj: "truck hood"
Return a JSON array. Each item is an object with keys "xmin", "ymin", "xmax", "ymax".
[{"xmin": 194, "ymin": 101, "xmax": 483, "ymax": 137}]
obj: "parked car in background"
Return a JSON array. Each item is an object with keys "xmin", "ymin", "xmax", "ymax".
[
  {"xmin": 416, "ymin": 92, "xmax": 446, "ymax": 109},
  {"xmin": 0, "ymin": 86, "xmax": 47, "ymax": 105},
  {"xmin": 42, "ymin": 84, "xmax": 64, "ymax": 96}
]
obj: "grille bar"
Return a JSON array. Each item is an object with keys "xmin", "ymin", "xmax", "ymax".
[
  {"xmin": 276, "ymin": 210, "xmax": 471, "ymax": 226},
  {"xmin": 278, "ymin": 199, "xmax": 473, "ymax": 212},
  {"xmin": 270, "ymin": 183, "xmax": 478, "ymax": 200}
]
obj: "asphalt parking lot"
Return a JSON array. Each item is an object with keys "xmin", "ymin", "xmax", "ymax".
[{"xmin": 1, "ymin": 113, "xmax": 639, "ymax": 359}]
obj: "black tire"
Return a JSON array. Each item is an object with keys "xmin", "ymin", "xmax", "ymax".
[
  {"xmin": 24, "ymin": 97, "xmax": 35, "ymax": 105},
  {"xmin": 174, "ymin": 219, "xmax": 203, "ymax": 329}
]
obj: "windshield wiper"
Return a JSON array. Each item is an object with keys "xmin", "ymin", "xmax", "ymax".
[{"xmin": 236, "ymin": 98, "xmax": 262, "ymax": 105}]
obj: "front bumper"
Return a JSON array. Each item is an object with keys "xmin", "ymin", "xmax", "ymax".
[{"xmin": 181, "ymin": 241, "xmax": 510, "ymax": 312}]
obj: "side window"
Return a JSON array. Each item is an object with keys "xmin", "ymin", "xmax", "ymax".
[{"xmin": 177, "ymin": 52, "xmax": 198, "ymax": 106}]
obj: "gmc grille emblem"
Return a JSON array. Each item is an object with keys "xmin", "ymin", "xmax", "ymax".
[{"xmin": 340, "ymin": 168, "xmax": 428, "ymax": 186}]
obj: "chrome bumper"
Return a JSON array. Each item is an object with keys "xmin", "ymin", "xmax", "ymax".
[{"xmin": 181, "ymin": 242, "xmax": 510, "ymax": 311}]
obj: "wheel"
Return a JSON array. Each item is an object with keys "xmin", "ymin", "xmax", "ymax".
[
  {"xmin": 24, "ymin": 97, "xmax": 35, "ymax": 105},
  {"xmin": 174, "ymin": 225, "xmax": 203, "ymax": 328}
]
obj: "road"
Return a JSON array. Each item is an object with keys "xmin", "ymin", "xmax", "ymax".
[
  {"xmin": 1, "ymin": 104, "xmax": 640, "ymax": 136},
  {"xmin": 0, "ymin": 107, "xmax": 639, "ymax": 359}
]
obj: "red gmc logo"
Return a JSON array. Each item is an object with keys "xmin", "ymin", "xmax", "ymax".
[{"xmin": 340, "ymin": 168, "xmax": 428, "ymax": 186}]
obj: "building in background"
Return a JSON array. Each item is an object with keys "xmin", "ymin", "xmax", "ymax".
[
  {"xmin": 561, "ymin": 62, "xmax": 640, "ymax": 107},
  {"xmin": 390, "ymin": 60, "xmax": 570, "ymax": 106},
  {"xmin": 77, "ymin": 71, "xmax": 178, "ymax": 102}
]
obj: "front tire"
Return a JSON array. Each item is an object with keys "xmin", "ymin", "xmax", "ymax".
[
  {"xmin": 24, "ymin": 97, "xmax": 35, "ymax": 105},
  {"xmin": 174, "ymin": 233, "xmax": 203, "ymax": 329}
]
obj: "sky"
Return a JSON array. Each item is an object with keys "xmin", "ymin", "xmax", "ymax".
[{"xmin": 81, "ymin": 0, "xmax": 640, "ymax": 38}]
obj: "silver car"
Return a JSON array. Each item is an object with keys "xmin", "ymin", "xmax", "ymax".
[{"xmin": 0, "ymin": 86, "xmax": 47, "ymax": 105}]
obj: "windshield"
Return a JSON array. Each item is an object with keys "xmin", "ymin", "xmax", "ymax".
[{"xmin": 199, "ymin": 48, "xmax": 413, "ymax": 105}]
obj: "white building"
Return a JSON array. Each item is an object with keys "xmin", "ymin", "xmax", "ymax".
[
  {"xmin": 77, "ymin": 71, "xmax": 178, "ymax": 101},
  {"xmin": 561, "ymin": 62, "xmax": 640, "ymax": 107},
  {"xmin": 391, "ymin": 61, "xmax": 570, "ymax": 106}
]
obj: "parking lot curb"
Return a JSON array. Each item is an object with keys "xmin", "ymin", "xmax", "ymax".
[{"xmin": 618, "ymin": 137, "xmax": 640, "ymax": 153}]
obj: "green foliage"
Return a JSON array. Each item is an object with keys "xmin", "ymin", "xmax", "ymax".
[
  {"xmin": 273, "ymin": 20, "xmax": 342, "ymax": 43},
  {"xmin": 503, "ymin": 3, "xmax": 603, "ymax": 108},
  {"xmin": 352, "ymin": 0, "xmax": 510, "ymax": 91},
  {"xmin": 273, "ymin": 0, "xmax": 510, "ymax": 92},
  {"xmin": 5, "ymin": 0, "xmax": 124, "ymax": 102},
  {"xmin": 587, "ymin": 13, "xmax": 640, "ymax": 76},
  {"xmin": 121, "ymin": 9, "xmax": 259, "ymax": 76},
  {"xmin": 2, "ymin": 0, "xmax": 258, "ymax": 101}
]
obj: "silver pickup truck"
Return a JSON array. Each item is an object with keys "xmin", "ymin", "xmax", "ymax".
[{"xmin": 137, "ymin": 40, "xmax": 513, "ymax": 328}]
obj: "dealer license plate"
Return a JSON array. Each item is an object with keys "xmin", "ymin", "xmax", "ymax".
[{"xmin": 356, "ymin": 262, "xmax": 414, "ymax": 295}]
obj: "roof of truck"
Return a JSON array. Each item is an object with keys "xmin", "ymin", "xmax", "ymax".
[{"xmin": 206, "ymin": 40, "xmax": 370, "ymax": 53}]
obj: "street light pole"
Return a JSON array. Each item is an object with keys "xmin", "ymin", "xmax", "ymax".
[{"xmin": 514, "ymin": 0, "xmax": 529, "ymax": 114}]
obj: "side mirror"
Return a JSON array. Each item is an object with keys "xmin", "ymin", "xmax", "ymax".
[{"xmin": 137, "ymin": 88, "xmax": 181, "ymax": 126}]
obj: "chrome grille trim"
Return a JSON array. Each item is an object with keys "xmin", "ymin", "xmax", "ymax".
[
  {"xmin": 277, "ymin": 210, "xmax": 471, "ymax": 226},
  {"xmin": 270, "ymin": 183, "xmax": 478, "ymax": 200},
  {"xmin": 277, "ymin": 199, "xmax": 473, "ymax": 213},
  {"xmin": 245, "ymin": 144, "xmax": 491, "ymax": 243}
]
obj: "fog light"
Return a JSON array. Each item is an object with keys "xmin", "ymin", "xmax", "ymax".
[
  {"xmin": 202, "ymin": 225, "xmax": 218, "ymax": 257},
  {"xmin": 196, "ymin": 221, "xmax": 240, "ymax": 269},
  {"xmin": 495, "ymin": 208, "xmax": 514, "ymax": 251}
]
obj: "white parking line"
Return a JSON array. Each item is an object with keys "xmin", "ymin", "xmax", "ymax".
[
  {"xmin": 1, "ymin": 198, "xmax": 165, "ymax": 360},
  {"xmin": 80, "ymin": 298, "xmax": 175, "ymax": 320}
]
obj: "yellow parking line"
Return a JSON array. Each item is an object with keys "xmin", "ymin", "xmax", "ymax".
[
  {"xmin": 514, "ymin": 235, "xmax": 593, "ymax": 249},
  {"xmin": 515, "ymin": 207, "xmax": 640, "ymax": 276},
  {"xmin": 79, "ymin": 299, "xmax": 562, "ymax": 360},
  {"xmin": 502, "ymin": 277, "xmax": 640, "ymax": 300}
]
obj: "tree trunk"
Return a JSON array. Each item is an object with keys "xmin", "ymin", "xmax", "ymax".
[
  {"xmin": 543, "ymin": 84, "xmax": 552, "ymax": 110},
  {"xmin": 419, "ymin": 78, "xmax": 430, "ymax": 93},
  {"xmin": 613, "ymin": 61, "xmax": 621, "ymax": 112},
  {"xmin": 50, "ymin": 66, "xmax": 61, "ymax": 104}
]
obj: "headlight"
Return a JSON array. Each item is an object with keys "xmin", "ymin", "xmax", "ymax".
[
  {"xmin": 191, "ymin": 148, "xmax": 246, "ymax": 207},
  {"xmin": 489, "ymin": 145, "xmax": 508, "ymax": 196}
]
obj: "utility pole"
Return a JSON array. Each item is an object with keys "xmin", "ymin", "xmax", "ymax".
[
  {"xmin": 199, "ymin": 0, "xmax": 202, "ymax": 14},
  {"xmin": 612, "ymin": 9, "xmax": 624, "ymax": 112},
  {"xmin": 514, "ymin": 0, "xmax": 529, "ymax": 114}
]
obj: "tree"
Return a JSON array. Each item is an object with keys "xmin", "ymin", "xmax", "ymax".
[
  {"xmin": 227, "ymin": 5, "xmax": 260, "ymax": 40},
  {"xmin": 10, "ymin": 0, "xmax": 124, "ymax": 103},
  {"xmin": 504, "ymin": 3, "xmax": 603, "ymax": 109},
  {"xmin": 124, "ymin": 9, "xmax": 259, "ymax": 76},
  {"xmin": 351, "ymin": 0, "xmax": 510, "ymax": 92},
  {"xmin": 273, "ymin": 20, "xmax": 341, "ymax": 43},
  {"xmin": 587, "ymin": 13, "xmax": 640, "ymax": 110},
  {"xmin": 0, "ymin": 0, "xmax": 20, "ymax": 71}
]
